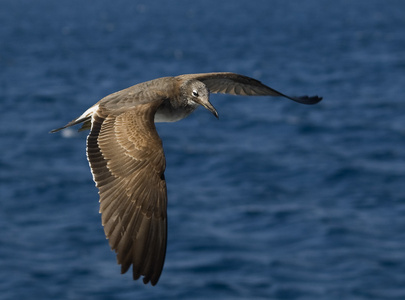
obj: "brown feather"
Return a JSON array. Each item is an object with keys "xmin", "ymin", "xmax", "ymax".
[{"xmin": 86, "ymin": 101, "xmax": 167, "ymax": 285}]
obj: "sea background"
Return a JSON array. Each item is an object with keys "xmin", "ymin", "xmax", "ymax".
[{"xmin": 1, "ymin": 0, "xmax": 405, "ymax": 299}]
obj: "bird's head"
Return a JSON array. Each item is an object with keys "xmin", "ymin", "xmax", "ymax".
[{"xmin": 180, "ymin": 80, "xmax": 218, "ymax": 118}]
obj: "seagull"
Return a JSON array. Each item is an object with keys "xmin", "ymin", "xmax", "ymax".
[{"xmin": 51, "ymin": 72, "xmax": 322, "ymax": 285}]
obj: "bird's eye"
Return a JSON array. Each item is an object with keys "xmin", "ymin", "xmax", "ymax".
[{"xmin": 192, "ymin": 90, "xmax": 199, "ymax": 97}]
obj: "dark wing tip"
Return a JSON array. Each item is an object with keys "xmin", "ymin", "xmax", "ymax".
[{"xmin": 289, "ymin": 95, "xmax": 323, "ymax": 105}]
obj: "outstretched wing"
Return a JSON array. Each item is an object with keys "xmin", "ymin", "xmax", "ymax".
[
  {"xmin": 178, "ymin": 72, "xmax": 322, "ymax": 104},
  {"xmin": 87, "ymin": 102, "xmax": 167, "ymax": 285}
]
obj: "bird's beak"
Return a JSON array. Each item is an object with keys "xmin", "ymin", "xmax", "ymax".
[{"xmin": 201, "ymin": 100, "xmax": 219, "ymax": 119}]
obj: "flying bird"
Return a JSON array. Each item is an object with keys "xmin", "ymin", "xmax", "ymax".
[{"xmin": 51, "ymin": 72, "xmax": 322, "ymax": 285}]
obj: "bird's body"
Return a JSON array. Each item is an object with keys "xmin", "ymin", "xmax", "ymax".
[{"xmin": 52, "ymin": 72, "xmax": 322, "ymax": 285}]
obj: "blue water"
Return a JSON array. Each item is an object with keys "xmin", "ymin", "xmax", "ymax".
[{"xmin": 1, "ymin": 0, "xmax": 405, "ymax": 299}]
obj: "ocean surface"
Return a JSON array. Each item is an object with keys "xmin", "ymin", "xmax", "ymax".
[{"xmin": 1, "ymin": 0, "xmax": 405, "ymax": 299}]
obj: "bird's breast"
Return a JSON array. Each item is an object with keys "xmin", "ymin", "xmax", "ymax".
[{"xmin": 154, "ymin": 101, "xmax": 198, "ymax": 123}]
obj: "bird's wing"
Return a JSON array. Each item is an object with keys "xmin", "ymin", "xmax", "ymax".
[
  {"xmin": 87, "ymin": 101, "xmax": 167, "ymax": 286},
  {"xmin": 179, "ymin": 72, "xmax": 322, "ymax": 104}
]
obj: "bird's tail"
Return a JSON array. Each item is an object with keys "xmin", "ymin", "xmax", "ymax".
[
  {"xmin": 50, "ymin": 104, "xmax": 98, "ymax": 133},
  {"xmin": 50, "ymin": 116, "xmax": 91, "ymax": 133}
]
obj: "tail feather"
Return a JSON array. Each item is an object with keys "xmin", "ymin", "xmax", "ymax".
[
  {"xmin": 78, "ymin": 120, "xmax": 92, "ymax": 132},
  {"xmin": 50, "ymin": 104, "xmax": 99, "ymax": 133},
  {"xmin": 50, "ymin": 116, "xmax": 91, "ymax": 133}
]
